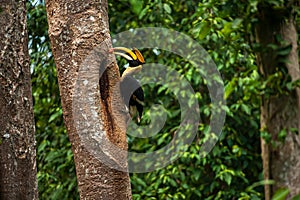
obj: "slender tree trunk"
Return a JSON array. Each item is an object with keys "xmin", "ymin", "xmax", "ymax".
[
  {"xmin": 0, "ymin": 0, "xmax": 38, "ymax": 199},
  {"xmin": 46, "ymin": 0, "xmax": 132, "ymax": 199},
  {"xmin": 255, "ymin": 4, "xmax": 300, "ymax": 199}
]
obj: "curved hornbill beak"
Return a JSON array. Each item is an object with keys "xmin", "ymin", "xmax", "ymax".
[{"xmin": 110, "ymin": 47, "xmax": 145, "ymax": 67}]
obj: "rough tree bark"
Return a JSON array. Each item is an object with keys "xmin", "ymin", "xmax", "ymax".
[
  {"xmin": 255, "ymin": 3, "xmax": 300, "ymax": 199},
  {"xmin": 0, "ymin": 0, "xmax": 38, "ymax": 199},
  {"xmin": 46, "ymin": 0, "xmax": 132, "ymax": 199}
]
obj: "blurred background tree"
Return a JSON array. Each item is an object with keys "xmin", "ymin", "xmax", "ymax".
[
  {"xmin": 28, "ymin": 0, "xmax": 300, "ymax": 199},
  {"xmin": 27, "ymin": 2, "xmax": 78, "ymax": 199}
]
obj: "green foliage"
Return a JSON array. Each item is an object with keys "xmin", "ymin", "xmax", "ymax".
[
  {"xmin": 292, "ymin": 194, "xmax": 300, "ymax": 200},
  {"xmin": 271, "ymin": 188, "xmax": 300, "ymax": 200},
  {"xmin": 272, "ymin": 188, "xmax": 290, "ymax": 200},
  {"xmin": 28, "ymin": 0, "xmax": 299, "ymax": 199},
  {"xmin": 110, "ymin": 0, "xmax": 265, "ymax": 199}
]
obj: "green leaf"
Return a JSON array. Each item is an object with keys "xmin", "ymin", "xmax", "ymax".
[
  {"xmin": 134, "ymin": 176, "xmax": 147, "ymax": 188},
  {"xmin": 139, "ymin": 5, "xmax": 149, "ymax": 19},
  {"xmin": 221, "ymin": 21, "xmax": 233, "ymax": 36},
  {"xmin": 163, "ymin": 3, "xmax": 172, "ymax": 14},
  {"xmin": 260, "ymin": 130, "xmax": 272, "ymax": 143},
  {"xmin": 278, "ymin": 129, "xmax": 287, "ymax": 142},
  {"xmin": 286, "ymin": 82, "xmax": 293, "ymax": 90},
  {"xmin": 169, "ymin": 178, "xmax": 177, "ymax": 187},
  {"xmin": 277, "ymin": 45, "xmax": 292, "ymax": 56},
  {"xmin": 199, "ymin": 21, "xmax": 211, "ymax": 40},
  {"xmin": 292, "ymin": 194, "xmax": 300, "ymax": 200},
  {"xmin": 271, "ymin": 188, "xmax": 290, "ymax": 200},
  {"xmin": 225, "ymin": 78, "xmax": 237, "ymax": 99},
  {"xmin": 48, "ymin": 109, "xmax": 62, "ymax": 123},
  {"xmin": 224, "ymin": 173, "xmax": 232, "ymax": 185},
  {"xmin": 290, "ymin": 127, "xmax": 298, "ymax": 135},
  {"xmin": 232, "ymin": 18, "xmax": 243, "ymax": 29},
  {"xmin": 129, "ymin": 0, "xmax": 144, "ymax": 15},
  {"xmin": 241, "ymin": 104, "xmax": 251, "ymax": 115},
  {"xmin": 292, "ymin": 79, "xmax": 300, "ymax": 88}
]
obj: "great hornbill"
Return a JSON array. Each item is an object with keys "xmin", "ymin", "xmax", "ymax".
[{"xmin": 111, "ymin": 47, "xmax": 145, "ymax": 123}]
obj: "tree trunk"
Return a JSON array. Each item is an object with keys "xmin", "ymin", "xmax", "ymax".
[
  {"xmin": 46, "ymin": 0, "xmax": 132, "ymax": 199},
  {"xmin": 255, "ymin": 4, "xmax": 300, "ymax": 199},
  {"xmin": 0, "ymin": 0, "xmax": 38, "ymax": 199}
]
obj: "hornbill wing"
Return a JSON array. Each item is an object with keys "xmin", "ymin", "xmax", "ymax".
[
  {"xmin": 130, "ymin": 87, "xmax": 144, "ymax": 119},
  {"xmin": 120, "ymin": 76, "xmax": 144, "ymax": 120}
]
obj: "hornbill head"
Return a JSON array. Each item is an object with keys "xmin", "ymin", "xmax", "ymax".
[{"xmin": 111, "ymin": 47, "xmax": 145, "ymax": 77}]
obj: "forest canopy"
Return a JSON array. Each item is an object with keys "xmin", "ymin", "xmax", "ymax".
[{"xmin": 27, "ymin": 0, "xmax": 300, "ymax": 199}]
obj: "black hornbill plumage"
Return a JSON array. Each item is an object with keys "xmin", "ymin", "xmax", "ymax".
[{"xmin": 111, "ymin": 47, "xmax": 145, "ymax": 123}]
